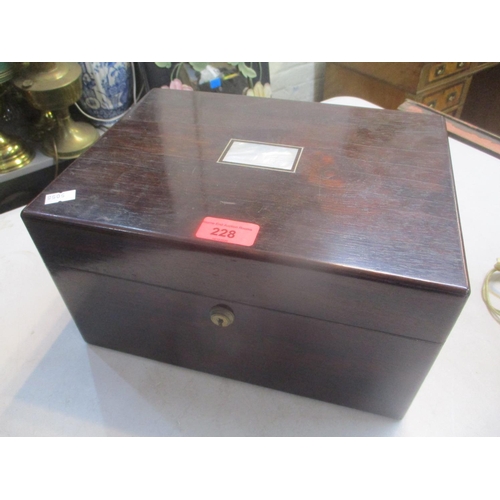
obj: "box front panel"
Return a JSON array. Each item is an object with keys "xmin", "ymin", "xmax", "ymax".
[
  {"xmin": 49, "ymin": 265, "xmax": 442, "ymax": 419},
  {"xmin": 23, "ymin": 217, "xmax": 469, "ymax": 344}
]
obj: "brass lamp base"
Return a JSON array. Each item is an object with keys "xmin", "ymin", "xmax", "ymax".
[
  {"xmin": 42, "ymin": 109, "xmax": 99, "ymax": 159},
  {"xmin": 0, "ymin": 131, "xmax": 34, "ymax": 174},
  {"xmin": 12, "ymin": 63, "xmax": 100, "ymax": 160},
  {"xmin": 32, "ymin": 110, "xmax": 56, "ymax": 142}
]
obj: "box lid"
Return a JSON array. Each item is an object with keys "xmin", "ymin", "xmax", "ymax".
[{"xmin": 22, "ymin": 89, "xmax": 469, "ymax": 341}]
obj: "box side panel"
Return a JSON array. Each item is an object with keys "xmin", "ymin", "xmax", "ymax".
[
  {"xmin": 50, "ymin": 264, "xmax": 442, "ymax": 419},
  {"xmin": 22, "ymin": 216, "xmax": 468, "ymax": 344}
]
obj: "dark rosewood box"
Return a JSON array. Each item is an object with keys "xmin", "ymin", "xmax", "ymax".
[{"xmin": 22, "ymin": 89, "xmax": 470, "ymax": 419}]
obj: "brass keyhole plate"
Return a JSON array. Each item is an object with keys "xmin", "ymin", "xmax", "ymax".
[{"xmin": 210, "ymin": 305, "xmax": 235, "ymax": 327}]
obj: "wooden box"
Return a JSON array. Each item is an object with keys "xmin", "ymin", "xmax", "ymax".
[{"xmin": 21, "ymin": 89, "xmax": 470, "ymax": 419}]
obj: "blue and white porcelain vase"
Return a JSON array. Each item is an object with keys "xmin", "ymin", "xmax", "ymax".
[{"xmin": 78, "ymin": 62, "xmax": 133, "ymax": 126}]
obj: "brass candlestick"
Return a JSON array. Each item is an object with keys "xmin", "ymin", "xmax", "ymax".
[
  {"xmin": 13, "ymin": 62, "xmax": 99, "ymax": 159},
  {"xmin": 0, "ymin": 129, "xmax": 34, "ymax": 173},
  {"xmin": 0, "ymin": 63, "xmax": 34, "ymax": 174}
]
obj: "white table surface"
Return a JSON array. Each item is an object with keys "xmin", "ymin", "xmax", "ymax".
[{"xmin": 1, "ymin": 97, "xmax": 500, "ymax": 437}]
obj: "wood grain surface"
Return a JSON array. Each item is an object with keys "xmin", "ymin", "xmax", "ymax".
[
  {"xmin": 48, "ymin": 265, "xmax": 442, "ymax": 419},
  {"xmin": 23, "ymin": 89, "xmax": 469, "ymax": 294}
]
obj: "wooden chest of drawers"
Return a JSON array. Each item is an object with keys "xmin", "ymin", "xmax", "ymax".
[
  {"xmin": 21, "ymin": 89, "xmax": 470, "ymax": 419},
  {"xmin": 323, "ymin": 62, "xmax": 498, "ymax": 118}
]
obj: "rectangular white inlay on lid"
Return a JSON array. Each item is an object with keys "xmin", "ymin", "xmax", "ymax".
[{"xmin": 218, "ymin": 139, "xmax": 303, "ymax": 172}]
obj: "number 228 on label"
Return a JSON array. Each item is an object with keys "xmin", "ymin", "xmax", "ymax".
[{"xmin": 195, "ymin": 217, "xmax": 260, "ymax": 247}]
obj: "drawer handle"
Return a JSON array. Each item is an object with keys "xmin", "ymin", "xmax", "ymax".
[
  {"xmin": 427, "ymin": 100, "xmax": 437, "ymax": 108},
  {"xmin": 210, "ymin": 305, "xmax": 235, "ymax": 327},
  {"xmin": 434, "ymin": 65, "xmax": 445, "ymax": 77},
  {"xmin": 447, "ymin": 91, "xmax": 457, "ymax": 103},
  {"xmin": 457, "ymin": 62, "xmax": 465, "ymax": 69}
]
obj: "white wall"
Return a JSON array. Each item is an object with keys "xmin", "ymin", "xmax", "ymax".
[{"xmin": 269, "ymin": 62, "xmax": 326, "ymax": 102}]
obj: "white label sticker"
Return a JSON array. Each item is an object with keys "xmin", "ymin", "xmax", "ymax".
[
  {"xmin": 218, "ymin": 139, "xmax": 303, "ymax": 172},
  {"xmin": 45, "ymin": 190, "xmax": 76, "ymax": 205}
]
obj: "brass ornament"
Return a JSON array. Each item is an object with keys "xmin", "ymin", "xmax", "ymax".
[
  {"xmin": 0, "ymin": 65, "xmax": 34, "ymax": 173},
  {"xmin": 13, "ymin": 63, "xmax": 99, "ymax": 159},
  {"xmin": 0, "ymin": 130, "xmax": 34, "ymax": 173}
]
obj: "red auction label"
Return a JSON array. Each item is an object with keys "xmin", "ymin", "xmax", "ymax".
[{"xmin": 195, "ymin": 217, "xmax": 260, "ymax": 247}]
